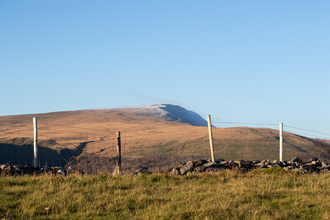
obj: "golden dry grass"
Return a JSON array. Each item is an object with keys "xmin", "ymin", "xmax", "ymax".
[{"xmin": 0, "ymin": 108, "xmax": 318, "ymax": 162}]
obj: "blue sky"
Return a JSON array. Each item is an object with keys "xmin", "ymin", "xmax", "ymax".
[{"xmin": 0, "ymin": 1, "xmax": 329, "ymax": 137}]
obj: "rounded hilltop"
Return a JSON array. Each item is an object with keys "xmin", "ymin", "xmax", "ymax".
[{"xmin": 128, "ymin": 104, "xmax": 208, "ymax": 127}]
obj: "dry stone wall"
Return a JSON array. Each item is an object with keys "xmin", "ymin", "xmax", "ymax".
[
  {"xmin": 132, "ymin": 157, "xmax": 330, "ymax": 175},
  {"xmin": 167, "ymin": 157, "xmax": 330, "ymax": 175},
  {"xmin": 0, "ymin": 164, "xmax": 82, "ymax": 176},
  {"xmin": 1, "ymin": 157, "xmax": 330, "ymax": 176}
]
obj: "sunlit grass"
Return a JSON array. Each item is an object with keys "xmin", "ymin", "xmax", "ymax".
[{"xmin": 1, "ymin": 170, "xmax": 330, "ymax": 219}]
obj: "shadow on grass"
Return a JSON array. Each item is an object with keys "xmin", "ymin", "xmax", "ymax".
[{"xmin": 0, "ymin": 138, "xmax": 90, "ymax": 167}]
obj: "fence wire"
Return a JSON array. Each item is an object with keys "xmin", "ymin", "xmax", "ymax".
[
  {"xmin": 212, "ymin": 122, "xmax": 330, "ymax": 162},
  {"xmin": 211, "ymin": 122, "xmax": 280, "ymax": 161}
]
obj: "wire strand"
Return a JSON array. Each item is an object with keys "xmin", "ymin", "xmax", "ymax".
[
  {"xmin": 213, "ymin": 122, "xmax": 278, "ymax": 126},
  {"xmin": 285, "ymin": 125, "xmax": 330, "ymax": 136}
]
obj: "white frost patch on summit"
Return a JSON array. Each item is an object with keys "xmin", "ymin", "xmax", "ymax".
[{"xmin": 130, "ymin": 104, "xmax": 208, "ymax": 127}]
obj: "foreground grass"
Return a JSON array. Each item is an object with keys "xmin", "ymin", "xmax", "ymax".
[{"xmin": 1, "ymin": 169, "xmax": 330, "ymax": 219}]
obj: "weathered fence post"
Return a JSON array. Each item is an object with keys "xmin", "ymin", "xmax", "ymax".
[
  {"xmin": 207, "ymin": 115, "xmax": 215, "ymax": 162},
  {"xmin": 115, "ymin": 131, "xmax": 121, "ymax": 175},
  {"xmin": 279, "ymin": 122, "xmax": 283, "ymax": 161},
  {"xmin": 33, "ymin": 117, "xmax": 38, "ymax": 167}
]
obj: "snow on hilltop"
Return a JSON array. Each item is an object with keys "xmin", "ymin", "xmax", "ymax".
[{"xmin": 129, "ymin": 104, "xmax": 208, "ymax": 127}]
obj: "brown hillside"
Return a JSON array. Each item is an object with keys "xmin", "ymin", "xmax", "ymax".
[{"xmin": 0, "ymin": 107, "xmax": 323, "ymax": 172}]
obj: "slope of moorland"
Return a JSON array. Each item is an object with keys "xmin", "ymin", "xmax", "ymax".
[{"xmin": 0, "ymin": 104, "xmax": 325, "ymax": 172}]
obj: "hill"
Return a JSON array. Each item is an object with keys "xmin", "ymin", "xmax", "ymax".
[{"xmin": 0, "ymin": 104, "xmax": 325, "ymax": 173}]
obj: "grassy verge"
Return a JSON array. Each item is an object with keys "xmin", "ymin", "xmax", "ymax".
[{"xmin": 1, "ymin": 169, "xmax": 330, "ymax": 219}]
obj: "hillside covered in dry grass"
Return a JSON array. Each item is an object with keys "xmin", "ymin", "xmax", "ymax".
[{"xmin": 0, "ymin": 105, "xmax": 325, "ymax": 172}]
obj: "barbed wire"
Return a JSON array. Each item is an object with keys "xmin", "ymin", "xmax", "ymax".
[
  {"xmin": 285, "ymin": 125, "xmax": 330, "ymax": 137},
  {"xmin": 213, "ymin": 122, "xmax": 278, "ymax": 126},
  {"xmin": 212, "ymin": 122, "xmax": 330, "ymax": 140},
  {"xmin": 39, "ymin": 124, "xmax": 111, "ymax": 133},
  {"xmin": 284, "ymin": 129, "xmax": 328, "ymax": 140}
]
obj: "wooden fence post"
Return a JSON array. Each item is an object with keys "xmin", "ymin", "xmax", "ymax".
[
  {"xmin": 33, "ymin": 117, "xmax": 38, "ymax": 167},
  {"xmin": 207, "ymin": 115, "xmax": 215, "ymax": 162},
  {"xmin": 116, "ymin": 131, "xmax": 121, "ymax": 175},
  {"xmin": 279, "ymin": 123, "xmax": 283, "ymax": 161}
]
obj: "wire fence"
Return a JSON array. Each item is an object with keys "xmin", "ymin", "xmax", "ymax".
[
  {"xmin": 281, "ymin": 124, "xmax": 330, "ymax": 162},
  {"xmin": 1, "ymin": 117, "xmax": 330, "ymax": 173},
  {"xmin": 0, "ymin": 123, "xmax": 118, "ymax": 173},
  {"xmin": 212, "ymin": 122, "xmax": 330, "ymax": 162},
  {"xmin": 211, "ymin": 122, "xmax": 280, "ymax": 161},
  {"xmin": 0, "ymin": 124, "xmax": 211, "ymax": 173}
]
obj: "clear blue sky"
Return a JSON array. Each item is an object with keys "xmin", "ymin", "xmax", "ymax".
[{"xmin": 0, "ymin": 1, "xmax": 329, "ymax": 137}]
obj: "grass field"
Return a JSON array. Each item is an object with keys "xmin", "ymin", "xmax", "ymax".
[{"xmin": 1, "ymin": 169, "xmax": 330, "ymax": 219}]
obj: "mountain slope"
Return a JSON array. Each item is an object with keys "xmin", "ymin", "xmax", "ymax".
[
  {"xmin": 0, "ymin": 104, "xmax": 323, "ymax": 173},
  {"xmin": 123, "ymin": 104, "xmax": 208, "ymax": 126}
]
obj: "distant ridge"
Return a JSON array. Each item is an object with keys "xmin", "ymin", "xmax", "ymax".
[
  {"xmin": 0, "ymin": 104, "xmax": 208, "ymax": 127},
  {"xmin": 128, "ymin": 104, "xmax": 208, "ymax": 127}
]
